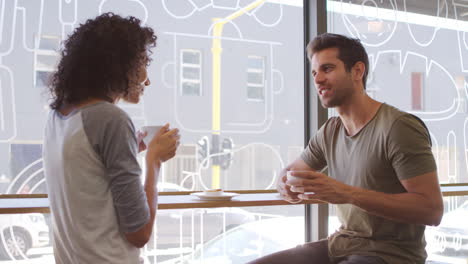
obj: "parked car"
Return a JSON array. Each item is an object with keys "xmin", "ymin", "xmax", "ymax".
[
  {"xmin": 428, "ymin": 201, "xmax": 468, "ymax": 255},
  {"xmin": 151, "ymin": 183, "xmax": 256, "ymax": 248},
  {"xmin": 160, "ymin": 216, "xmax": 340, "ymax": 264},
  {"xmin": 0, "ymin": 213, "xmax": 49, "ymax": 260}
]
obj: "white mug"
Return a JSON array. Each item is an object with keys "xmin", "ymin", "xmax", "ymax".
[
  {"xmin": 141, "ymin": 125, "xmax": 163, "ymax": 146},
  {"xmin": 286, "ymin": 171, "xmax": 314, "ymax": 195}
]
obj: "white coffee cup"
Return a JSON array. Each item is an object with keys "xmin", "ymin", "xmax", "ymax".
[
  {"xmin": 286, "ymin": 171, "xmax": 303, "ymax": 182},
  {"xmin": 141, "ymin": 125, "xmax": 163, "ymax": 146},
  {"xmin": 202, "ymin": 189, "xmax": 224, "ymax": 196},
  {"xmin": 286, "ymin": 171, "xmax": 314, "ymax": 194}
]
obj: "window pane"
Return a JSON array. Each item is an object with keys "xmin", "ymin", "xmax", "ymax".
[
  {"xmin": 182, "ymin": 82, "xmax": 201, "ymax": 96},
  {"xmin": 35, "ymin": 71, "xmax": 51, "ymax": 87},
  {"xmin": 182, "ymin": 50, "xmax": 201, "ymax": 65},
  {"xmin": 247, "ymin": 86, "xmax": 264, "ymax": 101},
  {"xmin": 328, "ymin": 0, "xmax": 468, "ymax": 185},
  {"xmin": 328, "ymin": 1, "xmax": 468, "ymax": 263},
  {"xmin": 247, "ymin": 72, "xmax": 263, "ymax": 85},
  {"xmin": 248, "ymin": 56, "xmax": 264, "ymax": 70},
  {"xmin": 0, "ymin": 1, "xmax": 304, "ymax": 192},
  {"xmin": 148, "ymin": 205, "xmax": 304, "ymax": 264},
  {"xmin": 182, "ymin": 67, "xmax": 200, "ymax": 80}
]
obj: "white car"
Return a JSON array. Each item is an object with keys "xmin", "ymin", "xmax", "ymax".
[
  {"xmin": 0, "ymin": 213, "xmax": 49, "ymax": 260},
  {"xmin": 428, "ymin": 201, "xmax": 468, "ymax": 255},
  {"xmin": 154, "ymin": 183, "xmax": 256, "ymax": 247},
  {"xmin": 161, "ymin": 216, "xmax": 340, "ymax": 264}
]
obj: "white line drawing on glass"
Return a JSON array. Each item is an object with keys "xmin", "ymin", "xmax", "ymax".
[
  {"xmin": 447, "ymin": 130, "xmax": 458, "ymax": 183},
  {"xmin": 162, "ymin": 0, "xmax": 197, "ymax": 19},
  {"xmin": 371, "ymin": 50, "xmax": 461, "ymax": 121},
  {"xmin": 16, "ymin": 0, "xmax": 44, "ymax": 52},
  {"xmin": 193, "ymin": 142, "xmax": 283, "ymax": 190},
  {"xmin": 190, "ymin": 0, "xmax": 212, "ymax": 11},
  {"xmin": 162, "ymin": 0, "xmax": 283, "ymax": 25},
  {"xmin": 465, "ymin": 79, "xmax": 468, "ymax": 100},
  {"xmin": 161, "ymin": 0, "xmax": 285, "ymax": 134},
  {"xmin": 446, "ymin": 130, "xmax": 459, "ymax": 213},
  {"xmin": 453, "ymin": 0, "xmax": 468, "ymax": 72},
  {"xmin": 0, "ymin": 65, "xmax": 15, "ymax": 142},
  {"xmin": 212, "ymin": 0, "xmax": 240, "ymax": 10},
  {"xmin": 404, "ymin": 0, "xmax": 448, "ymax": 47},
  {"xmin": 336, "ymin": 0, "xmax": 398, "ymax": 47},
  {"xmin": 5, "ymin": 158, "xmax": 42, "ymax": 194},
  {"xmin": 58, "ymin": 0, "xmax": 77, "ymax": 40},
  {"xmin": 99, "ymin": 0, "xmax": 149, "ymax": 25},
  {"xmin": 250, "ymin": 1, "xmax": 283, "ymax": 27},
  {"xmin": 0, "ymin": 0, "xmax": 17, "ymax": 142},
  {"xmin": 164, "ymin": 32, "xmax": 282, "ymax": 134}
]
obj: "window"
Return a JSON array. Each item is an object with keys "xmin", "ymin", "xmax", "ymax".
[
  {"xmin": 0, "ymin": 1, "xmax": 305, "ymax": 262},
  {"xmin": 328, "ymin": 0, "xmax": 468, "ymax": 261},
  {"xmin": 456, "ymin": 75, "xmax": 467, "ymax": 114},
  {"xmin": 246, "ymin": 56, "xmax": 265, "ymax": 101},
  {"xmin": 180, "ymin": 49, "xmax": 202, "ymax": 96},
  {"xmin": 33, "ymin": 35, "xmax": 60, "ymax": 87}
]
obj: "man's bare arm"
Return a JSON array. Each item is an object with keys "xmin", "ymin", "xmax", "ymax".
[
  {"xmin": 350, "ymin": 171, "xmax": 443, "ymax": 226},
  {"xmin": 290, "ymin": 170, "xmax": 443, "ymax": 226}
]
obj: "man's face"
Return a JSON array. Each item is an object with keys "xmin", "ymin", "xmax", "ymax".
[{"xmin": 311, "ymin": 48, "xmax": 355, "ymax": 108}]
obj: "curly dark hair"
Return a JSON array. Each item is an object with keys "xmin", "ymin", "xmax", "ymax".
[
  {"xmin": 307, "ymin": 33, "xmax": 369, "ymax": 90},
  {"xmin": 49, "ymin": 13, "xmax": 157, "ymax": 110}
]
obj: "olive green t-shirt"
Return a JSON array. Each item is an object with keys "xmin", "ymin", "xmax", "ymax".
[{"xmin": 301, "ymin": 103, "xmax": 437, "ymax": 264}]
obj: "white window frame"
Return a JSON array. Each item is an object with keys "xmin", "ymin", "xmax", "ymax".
[
  {"xmin": 180, "ymin": 49, "xmax": 202, "ymax": 96},
  {"xmin": 246, "ymin": 56, "xmax": 265, "ymax": 102},
  {"xmin": 33, "ymin": 35, "xmax": 61, "ymax": 87}
]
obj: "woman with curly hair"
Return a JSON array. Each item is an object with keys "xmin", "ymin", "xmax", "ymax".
[{"xmin": 43, "ymin": 13, "xmax": 179, "ymax": 264}]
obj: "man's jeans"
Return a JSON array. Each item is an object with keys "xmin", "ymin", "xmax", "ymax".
[{"xmin": 247, "ymin": 239, "xmax": 387, "ymax": 264}]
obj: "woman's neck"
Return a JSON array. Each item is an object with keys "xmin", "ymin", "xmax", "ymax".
[{"xmin": 59, "ymin": 98, "xmax": 108, "ymax": 116}]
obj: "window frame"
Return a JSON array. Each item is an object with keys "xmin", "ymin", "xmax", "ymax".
[{"xmin": 180, "ymin": 49, "xmax": 203, "ymax": 96}]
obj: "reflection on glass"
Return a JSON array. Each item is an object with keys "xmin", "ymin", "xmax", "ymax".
[
  {"xmin": 182, "ymin": 50, "xmax": 201, "ymax": 65},
  {"xmin": 0, "ymin": 214, "xmax": 52, "ymax": 263},
  {"xmin": 182, "ymin": 67, "xmax": 200, "ymax": 80},
  {"xmin": 0, "ymin": 1, "xmax": 304, "ymax": 194},
  {"xmin": 328, "ymin": 0, "xmax": 468, "ymax": 262},
  {"xmin": 145, "ymin": 205, "xmax": 304, "ymax": 264}
]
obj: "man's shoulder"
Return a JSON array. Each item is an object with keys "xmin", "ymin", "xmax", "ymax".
[
  {"xmin": 377, "ymin": 103, "xmax": 418, "ymax": 129},
  {"xmin": 378, "ymin": 104, "xmax": 430, "ymax": 144},
  {"xmin": 379, "ymin": 103, "xmax": 407, "ymax": 120}
]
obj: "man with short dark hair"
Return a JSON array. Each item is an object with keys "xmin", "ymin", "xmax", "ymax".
[{"xmin": 249, "ymin": 33, "xmax": 443, "ymax": 264}]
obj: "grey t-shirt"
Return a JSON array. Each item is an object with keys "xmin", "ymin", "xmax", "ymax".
[
  {"xmin": 301, "ymin": 103, "xmax": 436, "ymax": 264},
  {"xmin": 43, "ymin": 101, "xmax": 149, "ymax": 264}
]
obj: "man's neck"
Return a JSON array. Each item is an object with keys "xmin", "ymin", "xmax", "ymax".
[{"xmin": 336, "ymin": 93, "xmax": 382, "ymax": 136}]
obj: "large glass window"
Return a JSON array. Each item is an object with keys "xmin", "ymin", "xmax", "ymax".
[
  {"xmin": 0, "ymin": 0, "xmax": 304, "ymax": 194},
  {"xmin": 0, "ymin": 0, "xmax": 305, "ymax": 263},
  {"xmin": 328, "ymin": 0, "xmax": 468, "ymax": 262}
]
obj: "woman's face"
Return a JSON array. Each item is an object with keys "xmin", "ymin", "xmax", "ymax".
[{"xmin": 124, "ymin": 59, "xmax": 151, "ymax": 104}]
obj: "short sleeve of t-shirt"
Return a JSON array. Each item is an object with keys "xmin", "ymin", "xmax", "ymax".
[
  {"xmin": 387, "ymin": 114, "xmax": 437, "ymax": 180},
  {"xmin": 300, "ymin": 121, "xmax": 328, "ymax": 171}
]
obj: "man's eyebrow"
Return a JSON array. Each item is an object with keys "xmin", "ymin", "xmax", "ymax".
[{"xmin": 320, "ymin": 63, "xmax": 335, "ymax": 68}]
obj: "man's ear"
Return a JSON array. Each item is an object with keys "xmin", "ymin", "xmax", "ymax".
[{"xmin": 352, "ymin": 61, "xmax": 366, "ymax": 82}]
